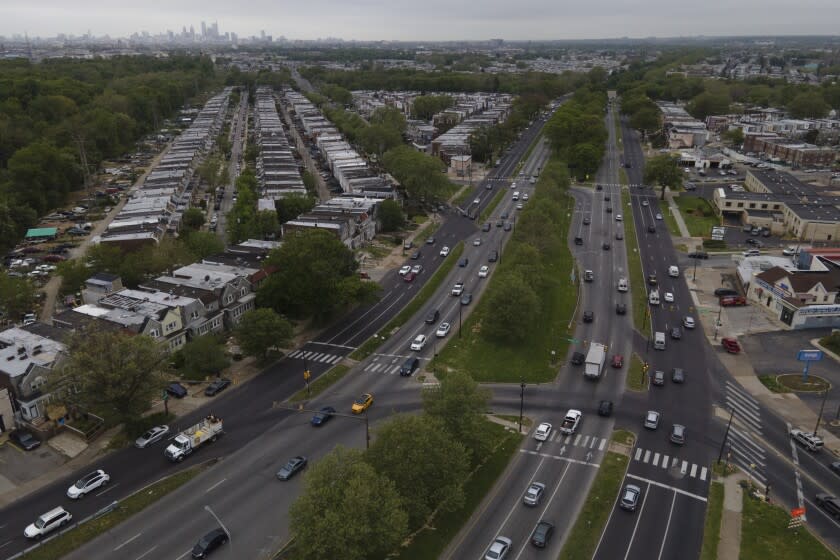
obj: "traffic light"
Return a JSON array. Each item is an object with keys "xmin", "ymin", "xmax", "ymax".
[
  {"xmin": 303, "ymin": 370, "xmax": 311, "ymax": 381},
  {"xmin": 642, "ymin": 362, "xmax": 650, "ymax": 373}
]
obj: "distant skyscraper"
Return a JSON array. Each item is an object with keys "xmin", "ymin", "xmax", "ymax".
[
  {"xmin": 211, "ymin": 22, "xmax": 219, "ymax": 38},
  {"xmin": 189, "ymin": 25, "xmax": 195, "ymax": 39},
  {"xmin": 261, "ymin": 29, "xmax": 266, "ymax": 41},
  {"xmin": 201, "ymin": 21, "xmax": 206, "ymax": 38}
]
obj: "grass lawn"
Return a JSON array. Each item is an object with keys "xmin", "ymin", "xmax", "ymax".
[
  {"xmin": 23, "ymin": 467, "xmax": 204, "ymax": 560},
  {"xmin": 612, "ymin": 430, "xmax": 635, "ymax": 446},
  {"xmin": 493, "ymin": 414, "xmax": 533, "ymax": 428},
  {"xmin": 700, "ymin": 482, "xmax": 724, "ymax": 560},
  {"xmin": 674, "ymin": 196, "xmax": 720, "ymax": 238},
  {"xmin": 776, "ymin": 374, "xmax": 829, "ymax": 393},
  {"xmin": 626, "ymin": 353, "xmax": 648, "ymax": 391},
  {"xmin": 820, "ymin": 331, "xmax": 840, "ymax": 355},
  {"xmin": 740, "ymin": 492, "xmax": 836, "ymax": 560},
  {"xmin": 558, "ymin": 451, "xmax": 630, "ymax": 560},
  {"xmin": 663, "ymin": 207, "xmax": 682, "ymax": 237},
  {"xmin": 621, "ymin": 189, "xmax": 649, "ymax": 333},
  {"xmin": 349, "ymin": 242, "xmax": 464, "ymax": 361},
  {"xmin": 395, "ymin": 421, "xmax": 521, "ymax": 559},
  {"xmin": 289, "ymin": 364, "xmax": 351, "ymax": 403},
  {"xmin": 757, "ymin": 375, "xmax": 792, "ymax": 393},
  {"xmin": 433, "ymin": 171, "xmax": 576, "ymax": 383}
]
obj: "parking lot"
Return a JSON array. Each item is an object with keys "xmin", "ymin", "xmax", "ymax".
[{"xmin": 0, "ymin": 440, "xmax": 66, "ymax": 494}]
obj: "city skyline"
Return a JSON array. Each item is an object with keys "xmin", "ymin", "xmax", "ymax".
[{"xmin": 2, "ymin": 0, "xmax": 840, "ymax": 41}]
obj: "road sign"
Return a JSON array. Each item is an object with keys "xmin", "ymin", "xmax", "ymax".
[
  {"xmin": 797, "ymin": 350, "xmax": 823, "ymax": 362},
  {"xmin": 791, "ymin": 507, "xmax": 806, "ymax": 517},
  {"xmin": 788, "ymin": 516, "xmax": 805, "ymax": 530}
]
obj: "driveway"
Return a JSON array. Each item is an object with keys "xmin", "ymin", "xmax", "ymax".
[{"xmin": 0, "ymin": 442, "xmax": 65, "ymax": 494}]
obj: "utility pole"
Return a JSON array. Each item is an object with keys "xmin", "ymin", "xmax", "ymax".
[
  {"xmin": 519, "ymin": 379, "xmax": 526, "ymax": 434},
  {"xmin": 718, "ymin": 408, "xmax": 735, "ymax": 464},
  {"xmin": 814, "ymin": 387, "xmax": 829, "ymax": 436}
]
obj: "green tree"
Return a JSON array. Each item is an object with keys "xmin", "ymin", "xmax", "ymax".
[
  {"xmin": 358, "ymin": 124, "xmax": 403, "ymax": 157},
  {"xmin": 370, "ymin": 106, "xmax": 407, "ymax": 133},
  {"xmin": 686, "ymin": 92, "xmax": 729, "ymax": 120},
  {"xmin": 367, "ymin": 415, "xmax": 469, "ymax": 529},
  {"xmin": 423, "ymin": 370, "xmax": 491, "ymax": 463},
  {"xmin": 376, "ymin": 199, "xmax": 404, "ymax": 232},
  {"xmin": 53, "ymin": 330, "xmax": 168, "ymax": 423},
  {"xmin": 382, "ymin": 145, "xmax": 452, "ymax": 202},
  {"xmin": 56, "ymin": 258, "xmax": 93, "ymax": 296},
  {"xmin": 180, "ymin": 207, "xmax": 206, "ymax": 232},
  {"xmin": 568, "ymin": 142, "xmax": 603, "ymax": 181},
  {"xmin": 301, "ymin": 170, "xmax": 317, "ymax": 195},
  {"xmin": 411, "ymin": 95, "xmax": 454, "ymax": 120},
  {"xmin": 0, "ymin": 272, "xmax": 36, "ymax": 320},
  {"xmin": 289, "ymin": 447, "xmax": 408, "ymax": 560},
  {"xmin": 179, "ymin": 335, "xmax": 230, "ymax": 380},
  {"xmin": 258, "ymin": 229, "xmax": 380, "ymax": 321},
  {"xmin": 235, "ymin": 308, "xmax": 293, "ymax": 360},
  {"xmin": 629, "ymin": 106, "xmax": 660, "ymax": 135},
  {"xmin": 722, "ymin": 128, "xmax": 744, "ymax": 147},
  {"xmin": 182, "ymin": 231, "xmax": 225, "ymax": 260},
  {"xmin": 787, "ymin": 91, "xmax": 830, "ymax": 118},
  {"xmin": 644, "ymin": 154, "xmax": 683, "ymax": 200},
  {"xmin": 481, "ymin": 271, "xmax": 540, "ymax": 344},
  {"xmin": 276, "ymin": 194, "xmax": 316, "ymax": 224},
  {"xmin": 253, "ymin": 210, "xmax": 279, "ymax": 239}
]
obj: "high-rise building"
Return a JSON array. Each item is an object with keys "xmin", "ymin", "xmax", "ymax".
[{"xmin": 201, "ymin": 21, "xmax": 206, "ymax": 38}]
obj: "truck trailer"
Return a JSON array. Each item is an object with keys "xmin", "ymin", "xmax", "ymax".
[{"xmin": 584, "ymin": 343, "xmax": 607, "ymax": 379}]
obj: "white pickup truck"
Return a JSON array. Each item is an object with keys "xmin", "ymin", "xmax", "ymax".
[
  {"xmin": 559, "ymin": 409, "xmax": 582, "ymax": 435},
  {"xmin": 451, "ymin": 282, "xmax": 465, "ymax": 296},
  {"xmin": 164, "ymin": 415, "xmax": 223, "ymax": 462}
]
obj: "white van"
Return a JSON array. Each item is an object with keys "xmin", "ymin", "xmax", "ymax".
[
  {"xmin": 618, "ymin": 278, "xmax": 628, "ymax": 292},
  {"xmin": 668, "ymin": 265, "xmax": 679, "ymax": 278},
  {"xmin": 512, "ymin": 191, "xmax": 520, "ymax": 201},
  {"xmin": 654, "ymin": 332, "xmax": 666, "ymax": 350},
  {"xmin": 649, "ymin": 289, "xmax": 660, "ymax": 305}
]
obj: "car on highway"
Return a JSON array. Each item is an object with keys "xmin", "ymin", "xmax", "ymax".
[
  {"xmin": 570, "ymin": 352, "xmax": 585, "ymax": 365},
  {"xmin": 615, "ymin": 214, "xmax": 623, "ymax": 221},
  {"xmin": 620, "ymin": 484, "xmax": 642, "ymax": 511},
  {"xmin": 473, "ymin": 238, "xmax": 482, "ymax": 246},
  {"xmin": 670, "ymin": 424, "xmax": 686, "ymax": 445},
  {"xmin": 461, "ymin": 293, "xmax": 473, "ymax": 306},
  {"xmin": 410, "ymin": 334, "xmax": 427, "ymax": 351},
  {"xmin": 311, "ymin": 406, "xmax": 336, "ymax": 426},
  {"xmin": 135, "ymin": 425, "xmax": 170, "ymax": 448},
  {"xmin": 574, "ymin": 236, "xmax": 583, "ymax": 246},
  {"xmin": 426, "ymin": 236, "xmax": 436, "ymax": 245},
  {"xmin": 276, "ymin": 456, "xmax": 308, "ymax": 480},
  {"xmin": 503, "ymin": 222, "xmax": 512, "ymax": 231},
  {"xmin": 647, "ymin": 225, "xmax": 656, "ymax": 233},
  {"xmin": 516, "ymin": 203, "xmax": 524, "ymax": 210},
  {"xmin": 523, "ymin": 193, "xmax": 530, "ymax": 201},
  {"xmin": 488, "ymin": 251, "xmax": 499, "ymax": 262},
  {"xmin": 410, "ymin": 250, "xmax": 422, "ymax": 260},
  {"xmin": 436, "ymin": 322, "xmax": 451, "ymax": 337},
  {"xmin": 664, "ymin": 292, "xmax": 674, "ymax": 303},
  {"xmin": 596, "ymin": 184, "xmax": 603, "ymax": 191},
  {"xmin": 644, "ymin": 410, "xmax": 660, "ymax": 430},
  {"xmin": 399, "ymin": 265, "xmax": 412, "ymax": 276},
  {"xmin": 24, "ymin": 507, "xmax": 72, "ymax": 539},
  {"xmin": 9, "ymin": 429, "xmax": 41, "ymax": 451},
  {"xmin": 830, "ymin": 462, "xmax": 840, "ymax": 475},
  {"xmin": 815, "ymin": 494, "xmax": 840, "ymax": 518},
  {"xmin": 655, "ymin": 213, "xmax": 663, "ymax": 220},
  {"xmin": 534, "ymin": 422, "xmax": 552, "ymax": 441},
  {"xmin": 641, "ymin": 200, "xmax": 649, "ymax": 207},
  {"xmin": 617, "ymin": 277, "xmax": 628, "ymax": 292},
  {"xmin": 531, "ymin": 520, "xmax": 555, "ymax": 548},
  {"xmin": 583, "ymin": 217, "xmax": 591, "ymax": 225},
  {"xmin": 496, "ymin": 219, "xmax": 504, "ymax": 227},
  {"xmin": 721, "ymin": 337, "xmax": 741, "ymax": 354},
  {"xmin": 478, "ymin": 265, "xmax": 489, "ymax": 278},
  {"xmin": 523, "ymin": 482, "xmax": 546, "ymax": 506},
  {"xmin": 598, "ymin": 400, "xmax": 614, "ymax": 417},
  {"xmin": 205, "ymin": 378, "xmax": 231, "ymax": 396},
  {"xmin": 166, "ymin": 382, "xmax": 188, "ymax": 399},
  {"xmin": 192, "ymin": 527, "xmax": 228, "ymax": 558},
  {"xmin": 67, "ymin": 469, "xmax": 110, "ymax": 499},
  {"xmin": 440, "ymin": 246, "xmax": 450, "ymax": 257},
  {"xmin": 605, "ymin": 206, "xmax": 612, "ymax": 213},
  {"xmin": 484, "ymin": 536, "xmax": 512, "ymax": 560},
  {"xmin": 652, "ymin": 370, "xmax": 665, "ymax": 386},
  {"xmin": 648, "ymin": 273, "xmax": 657, "ymax": 285},
  {"xmin": 683, "ymin": 316, "xmax": 696, "ymax": 329},
  {"xmin": 425, "ymin": 309, "xmax": 440, "ymax": 324},
  {"xmin": 611, "ymin": 354, "xmax": 624, "ymax": 368},
  {"xmin": 403, "ymin": 271, "xmax": 416, "ymax": 283},
  {"xmin": 672, "ymin": 368, "xmax": 685, "ymax": 383},
  {"xmin": 584, "ymin": 270, "xmax": 594, "ymax": 282},
  {"xmin": 668, "ymin": 265, "xmax": 679, "ymax": 277},
  {"xmin": 411, "ymin": 265, "xmax": 423, "ymax": 275},
  {"xmin": 451, "ymin": 282, "xmax": 465, "ymax": 296},
  {"xmin": 458, "ymin": 257, "xmax": 469, "ymax": 267},
  {"xmin": 615, "ymin": 230, "xmax": 624, "ymax": 240},
  {"xmin": 790, "ymin": 429, "xmax": 824, "ymax": 452},
  {"xmin": 670, "ymin": 326, "xmax": 682, "ymax": 340},
  {"xmin": 501, "ymin": 211, "xmax": 509, "ymax": 220},
  {"xmin": 352, "ymin": 393, "xmax": 373, "ymax": 414},
  {"xmin": 583, "ymin": 310, "xmax": 594, "ymax": 323},
  {"xmin": 602, "ymin": 242, "xmax": 611, "ymax": 251},
  {"xmin": 482, "ymin": 223, "xmax": 492, "ymax": 232}
]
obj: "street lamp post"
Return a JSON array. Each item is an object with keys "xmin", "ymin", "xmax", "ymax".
[
  {"xmin": 519, "ymin": 379, "xmax": 526, "ymax": 434},
  {"xmin": 692, "ymin": 254, "xmax": 698, "ymax": 281},
  {"xmin": 717, "ymin": 408, "xmax": 735, "ymax": 465},
  {"xmin": 204, "ymin": 505, "xmax": 232, "ymax": 543},
  {"xmin": 814, "ymin": 386, "xmax": 829, "ymax": 436}
]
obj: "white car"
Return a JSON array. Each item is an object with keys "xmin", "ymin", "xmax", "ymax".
[
  {"xmin": 534, "ymin": 422, "xmax": 552, "ymax": 441},
  {"xmin": 473, "ymin": 238, "xmax": 482, "ymax": 246},
  {"xmin": 398, "ymin": 265, "xmax": 411, "ymax": 276},
  {"xmin": 485, "ymin": 536, "xmax": 512, "ymax": 560},
  {"xmin": 411, "ymin": 265, "xmax": 423, "ymax": 275},
  {"xmin": 523, "ymin": 193, "xmax": 529, "ymax": 201},
  {"xmin": 435, "ymin": 322, "xmax": 451, "ymax": 337},
  {"xmin": 641, "ymin": 200, "xmax": 649, "ymax": 207},
  {"xmin": 655, "ymin": 213, "xmax": 663, "ymax": 220},
  {"xmin": 516, "ymin": 203, "xmax": 524, "ymax": 210},
  {"xmin": 668, "ymin": 265, "xmax": 679, "ymax": 278},
  {"xmin": 451, "ymin": 282, "xmax": 465, "ymax": 296},
  {"xmin": 134, "ymin": 425, "xmax": 170, "ymax": 448},
  {"xmin": 615, "ymin": 214, "xmax": 623, "ymax": 221},
  {"xmin": 782, "ymin": 246, "xmax": 797, "ymax": 256},
  {"xmin": 473, "ymin": 198, "xmax": 481, "ymax": 205},
  {"xmin": 67, "ymin": 469, "xmax": 110, "ymax": 499},
  {"xmin": 478, "ymin": 265, "xmax": 489, "ymax": 278},
  {"xmin": 683, "ymin": 316, "xmax": 696, "ymax": 329},
  {"xmin": 664, "ymin": 292, "xmax": 674, "ymax": 303},
  {"xmin": 24, "ymin": 507, "xmax": 72, "ymax": 539},
  {"xmin": 440, "ymin": 246, "xmax": 450, "ymax": 257},
  {"xmin": 410, "ymin": 334, "xmax": 427, "ymax": 351}
]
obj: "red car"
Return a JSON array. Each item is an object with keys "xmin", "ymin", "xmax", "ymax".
[
  {"xmin": 720, "ymin": 296, "xmax": 746, "ymax": 307},
  {"xmin": 721, "ymin": 338, "xmax": 741, "ymax": 354},
  {"xmin": 42, "ymin": 254, "xmax": 66, "ymax": 263},
  {"xmin": 403, "ymin": 271, "xmax": 416, "ymax": 283},
  {"xmin": 611, "ymin": 354, "xmax": 624, "ymax": 368}
]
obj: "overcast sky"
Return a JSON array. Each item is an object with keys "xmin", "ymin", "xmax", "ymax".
[{"xmin": 2, "ymin": 0, "xmax": 840, "ymax": 40}]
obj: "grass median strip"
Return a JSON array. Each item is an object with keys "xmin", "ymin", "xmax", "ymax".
[
  {"xmin": 395, "ymin": 421, "xmax": 521, "ymax": 559},
  {"xmin": 479, "ymin": 187, "xmax": 507, "ymax": 224},
  {"xmin": 621, "ymin": 188, "xmax": 648, "ymax": 333},
  {"xmin": 349, "ymin": 242, "xmax": 464, "ymax": 361},
  {"xmin": 558, "ymin": 449, "xmax": 630, "ymax": 560},
  {"xmin": 626, "ymin": 353, "xmax": 648, "ymax": 391},
  {"xmin": 700, "ymin": 482, "xmax": 724, "ymax": 560},
  {"xmin": 289, "ymin": 364, "xmax": 351, "ymax": 403},
  {"xmin": 22, "ymin": 466, "xmax": 205, "ymax": 560},
  {"xmin": 740, "ymin": 489, "xmax": 836, "ymax": 560}
]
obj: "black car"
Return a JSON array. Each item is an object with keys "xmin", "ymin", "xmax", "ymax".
[
  {"xmin": 604, "ymin": 195, "xmax": 611, "ymax": 201},
  {"xmin": 598, "ymin": 400, "xmax": 614, "ymax": 417},
  {"xmin": 602, "ymin": 242, "xmax": 611, "ymax": 251},
  {"xmin": 400, "ymin": 356, "xmax": 420, "ymax": 376},
  {"xmin": 311, "ymin": 406, "xmax": 336, "ymax": 426},
  {"xmin": 830, "ymin": 462, "xmax": 840, "ymax": 475},
  {"xmin": 606, "ymin": 207, "xmax": 612, "ymax": 214},
  {"xmin": 648, "ymin": 274, "xmax": 657, "ymax": 285},
  {"xmin": 500, "ymin": 211, "xmax": 509, "ymax": 220},
  {"xmin": 458, "ymin": 257, "xmax": 469, "ymax": 267},
  {"xmin": 166, "ymin": 382, "xmax": 188, "ymax": 399},
  {"xmin": 574, "ymin": 236, "xmax": 583, "ymax": 246},
  {"xmin": 647, "ymin": 225, "xmax": 656, "ymax": 233},
  {"xmin": 616, "ymin": 303, "xmax": 627, "ymax": 315},
  {"xmin": 570, "ymin": 352, "xmax": 585, "ymax": 365},
  {"xmin": 745, "ymin": 238, "xmax": 758, "ymax": 246},
  {"xmin": 482, "ymin": 222, "xmax": 492, "ymax": 232},
  {"xmin": 496, "ymin": 219, "xmax": 504, "ymax": 227},
  {"xmin": 596, "ymin": 184, "xmax": 603, "ymax": 191},
  {"xmin": 714, "ymin": 288, "xmax": 738, "ymax": 297},
  {"xmin": 204, "ymin": 378, "xmax": 231, "ymax": 397},
  {"xmin": 672, "ymin": 368, "xmax": 685, "ymax": 383},
  {"xmin": 425, "ymin": 309, "xmax": 440, "ymax": 324},
  {"xmin": 410, "ymin": 250, "xmax": 422, "ymax": 260},
  {"xmin": 192, "ymin": 528, "xmax": 228, "ymax": 558},
  {"xmin": 488, "ymin": 251, "xmax": 499, "ymax": 262},
  {"xmin": 531, "ymin": 520, "xmax": 555, "ymax": 548},
  {"xmin": 688, "ymin": 251, "xmax": 709, "ymax": 259},
  {"xmin": 670, "ymin": 327, "xmax": 682, "ymax": 340},
  {"xmin": 10, "ymin": 430, "xmax": 41, "ymax": 451},
  {"xmin": 583, "ymin": 311, "xmax": 594, "ymax": 323},
  {"xmin": 276, "ymin": 456, "xmax": 308, "ymax": 480}
]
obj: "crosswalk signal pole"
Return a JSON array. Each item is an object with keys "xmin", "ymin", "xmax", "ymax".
[
  {"xmin": 718, "ymin": 408, "xmax": 735, "ymax": 465},
  {"xmin": 303, "ymin": 369, "xmax": 311, "ymax": 398}
]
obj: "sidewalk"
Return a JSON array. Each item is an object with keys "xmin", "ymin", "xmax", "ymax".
[
  {"xmin": 664, "ymin": 188, "xmax": 692, "ymax": 239},
  {"xmin": 717, "ymin": 472, "xmax": 748, "ymax": 560}
]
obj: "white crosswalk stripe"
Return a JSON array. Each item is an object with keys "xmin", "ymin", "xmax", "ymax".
[
  {"xmin": 287, "ymin": 349, "xmax": 344, "ymax": 365},
  {"xmin": 632, "ymin": 446, "xmax": 710, "ymax": 481},
  {"xmin": 724, "ymin": 381, "xmax": 763, "ymax": 433},
  {"xmin": 725, "ymin": 427, "xmax": 767, "ymax": 483},
  {"xmin": 288, "ymin": 350, "xmax": 302, "ymax": 358}
]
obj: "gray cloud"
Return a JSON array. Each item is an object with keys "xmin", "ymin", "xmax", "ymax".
[{"xmin": 2, "ymin": 0, "xmax": 839, "ymax": 40}]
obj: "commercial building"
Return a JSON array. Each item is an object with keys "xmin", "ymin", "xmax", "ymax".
[{"xmin": 742, "ymin": 133, "xmax": 836, "ymax": 167}]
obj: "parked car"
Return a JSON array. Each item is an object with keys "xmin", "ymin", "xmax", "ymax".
[
  {"xmin": 688, "ymin": 251, "xmax": 709, "ymax": 259},
  {"xmin": 714, "ymin": 288, "xmax": 738, "ymax": 297},
  {"xmin": 205, "ymin": 378, "xmax": 231, "ymax": 397},
  {"xmin": 67, "ymin": 469, "xmax": 110, "ymax": 499},
  {"xmin": 166, "ymin": 382, "xmax": 188, "ymax": 399},
  {"xmin": 10, "ymin": 429, "xmax": 41, "ymax": 451},
  {"xmin": 135, "ymin": 425, "xmax": 170, "ymax": 448},
  {"xmin": 276, "ymin": 456, "xmax": 308, "ymax": 480},
  {"xmin": 720, "ymin": 296, "xmax": 746, "ymax": 307},
  {"xmin": 721, "ymin": 337, "xmax": 741, "ymax": 354},
  {"xmin": 191, "ymin": 527, "xmax": 228, "ymax": 558}
]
